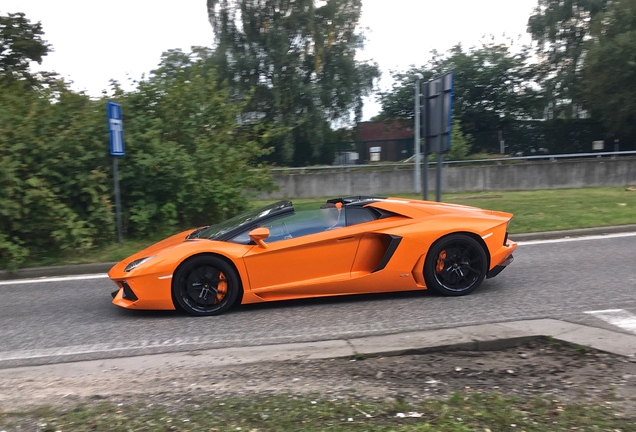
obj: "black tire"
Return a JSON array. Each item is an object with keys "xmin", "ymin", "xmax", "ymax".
[
  {"xmin": 172, "ymin": 256, "xmax": 240, "ymax": 316},
  {"xmin": 424, "ymin": 234, "xmax": 488, "ymax": 296}
]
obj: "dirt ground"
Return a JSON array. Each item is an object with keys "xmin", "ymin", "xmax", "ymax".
[{"xmin": 2, "ymin": 339, "xmax": 636, "ymax": 414}]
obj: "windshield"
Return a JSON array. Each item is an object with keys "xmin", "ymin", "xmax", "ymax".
[{"xmin": 194, "ymin": 200, "xmax": 292, "ymax": 240}]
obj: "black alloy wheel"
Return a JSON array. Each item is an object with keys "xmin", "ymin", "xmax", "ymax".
[
  {"xmin": 424, "ymin": 234, "xmax": 488, "ymax": 296},
  {"xmin": 173, "ymin": 256, "xmax": 240, "ymax": 316}
]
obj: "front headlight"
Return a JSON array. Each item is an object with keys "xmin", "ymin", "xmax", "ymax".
[{"xmin": 124, "ymin": 256, "xmax": 154, "ymax": 272}]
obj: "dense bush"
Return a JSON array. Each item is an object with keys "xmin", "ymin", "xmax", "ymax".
[
  {"xmin": 117, "ymin": 49, "xmax": 274, "ymax": 236},
  {"xmin": 0, "ymin": 48, "xmax": 273, "ymax": 270},
  {"xmin": 0, "ymin": 80, "xmax": 115, "ymax": 269}
]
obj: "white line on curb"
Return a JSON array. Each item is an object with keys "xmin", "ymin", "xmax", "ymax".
[
  {"xmin": 585, "ymin": 309, "xmax": 636, "ymax": 334},
  {"xmin": 517, "ymin": 231, "xmax": 636, "ymax": 246},
  {"xmin": 0, "ymin": 274, "xmax": 108, "ymax": 286}
]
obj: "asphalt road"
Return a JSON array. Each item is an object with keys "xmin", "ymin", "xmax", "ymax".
[{"xmin": 1, "ymin": 233, "xmax": 636, "ymax": 367}]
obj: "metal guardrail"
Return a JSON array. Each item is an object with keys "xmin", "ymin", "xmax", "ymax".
[{"xmin": 270, "ymin": 150, "xmax": 636, "ymax": 172}]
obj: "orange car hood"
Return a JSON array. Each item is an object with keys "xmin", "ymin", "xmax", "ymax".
[{"xmin": 120, "ymin": 229, "xmax": 197, "ymax": 265}]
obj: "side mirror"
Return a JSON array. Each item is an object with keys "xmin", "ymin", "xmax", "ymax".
[{"xmin": 248, "ymin": 227, "xmax": 270, "ymax": 248}]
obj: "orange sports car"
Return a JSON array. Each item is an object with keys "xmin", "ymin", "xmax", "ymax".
[{"xmin": 109, "ymin": 196, "xmax": 517, "ymax": 316}]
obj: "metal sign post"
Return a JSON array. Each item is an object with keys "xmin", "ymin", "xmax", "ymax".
[
  {"xmin": 107, "ymin": 101, "xmax": 125, "ymax": 244},
  {"xmin": 420, "ymin": 72, "xmax": 454, "ymax": 202}
]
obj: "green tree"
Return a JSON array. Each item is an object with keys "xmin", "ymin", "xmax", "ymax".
[
  {"xmin": 0, "ymin": 11, "xmax": 275, "ymax": 270},
  {"xmin": 582, "ymin": 0, "xmax": 636, "ymax": 139},
  {"xmin": 0, "ymin": 12, "xmax": 49, "ymax": 82},
  {"xmin": 207, "ymin": 0, "xmax": 379, "ymax": 165},
  {"xmin": 446, "ymin": 117, "xmax": 472, "ymax": 161},
  {"xmin": 117, "ymin": 48, "xmax": 274, "ymax": 236},
  {"xmin": 376, "ymin": 43, "xmax": 541, "ymax": 150},
  {"xmin": 0, "ymin": 79, "xmax": 115, "ymax": 269},
  {"xmin": 0, "ymin": 48, "xmax": 275, "ymax": 269},
  {"xmin": 0, "ymin": 12, "xmax": 117, "ymax": 269},
  {"xmin": 527, "ymin": 0, "xmax": 608, "ymax": 118},
  {"xmin": 431, "ymin": 43, "xmax": 541, "ymax": 133},
  {"xmin": 372, "ymin": 68, "xmax": 436, "ymax": 121}
]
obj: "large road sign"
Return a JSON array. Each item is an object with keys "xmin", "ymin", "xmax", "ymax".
[
  {"xmin": 419, "ymin": 72, "xmax": 454, "ymax": 202},
  {"xmin": 107, "ymin": 101, "xmax": 124, "ymax": 156},
  {"xmin": 421, "ymin": 72, "xmax": 454, "ymax": 155}
]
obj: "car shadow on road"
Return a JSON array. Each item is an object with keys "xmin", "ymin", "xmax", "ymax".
[
  {"xmin": 233, "ymin": 289, "xmax": 434, "ymax": 315},
  {"xmin": 111, "ymin": 308, "xmax": 183, "ymax": 319},
  {"xmin": 109, "ymin": 293, "xmax": 430, "ymax": 318}
]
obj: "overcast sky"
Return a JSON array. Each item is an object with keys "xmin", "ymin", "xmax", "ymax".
[{"xmin": 3, "ymin": 0, "xmax": 538, "ymax": 119}]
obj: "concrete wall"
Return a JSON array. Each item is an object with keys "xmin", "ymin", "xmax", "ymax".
[{"xmin": 257, "ymin": 157, "xmax": 636, "ymax": 199}]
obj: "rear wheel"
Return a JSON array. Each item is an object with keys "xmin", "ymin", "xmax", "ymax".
[
  {"xmin": 424, "ymin": 234, "xmax": 488, "ymax": 296},
  {"xmin": 173, "ymin": 256, "xmax": 240, "ymax": 316}
]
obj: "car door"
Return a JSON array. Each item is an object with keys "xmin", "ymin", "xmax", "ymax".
[{"xmin": 239, "ymin": 209, "xmax": 362, "ymax": 298}]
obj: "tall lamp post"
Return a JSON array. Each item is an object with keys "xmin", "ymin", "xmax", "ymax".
[{"xmin": 413, "ymin": 73, "xmax": 423, "ymax": 195}]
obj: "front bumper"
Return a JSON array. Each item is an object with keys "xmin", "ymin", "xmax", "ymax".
[
  {"xmin": 108, "ymin": 260, "xmax": 176, "ymax": 310},
  {"xmin": 111, "ymin": 280, "xmax": 138, "ymax": 301}
]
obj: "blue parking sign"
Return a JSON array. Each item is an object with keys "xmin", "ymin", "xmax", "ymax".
[{"xmin": 107, "ymin": 101, "xmax": 124, "ymax": 156}]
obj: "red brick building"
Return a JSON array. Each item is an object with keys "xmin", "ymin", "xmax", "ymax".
[{"xmin": 356, "ymin": 120, "xmax": 414, "ymax": 162}]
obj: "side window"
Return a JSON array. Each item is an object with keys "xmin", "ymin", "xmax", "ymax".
[
  {"xmin": 259, "ymin": 218, "xmax": 296, "ymax": 242},
  {"xmin": 228, "ymin": 209, "xmax": 339, "ymax": 245},
  {"xmin": 229, "ymin": 217, "xmax": 293, "ymax": 245},
  {"xmin": 345, "ymin": 207, "xmax": 378, "ymax": 226},
  {"xmin": 229, "ymin": 231, "xmax": 252, "ymax": 245}
]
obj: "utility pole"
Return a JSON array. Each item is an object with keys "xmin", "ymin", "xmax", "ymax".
[{"xmin": 414, "ymin": 73, "xmax": 423, "ymax": 195}]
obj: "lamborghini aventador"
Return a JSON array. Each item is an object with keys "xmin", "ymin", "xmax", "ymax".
[{"xmin": 109, "ymin": 196, "xmax": 517, "ymax": 316}]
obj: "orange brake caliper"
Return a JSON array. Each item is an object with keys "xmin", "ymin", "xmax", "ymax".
[
  {"xmin": 216, "ymin": 272, "xmax": 227, "ymax": 303},
  {"xmin": 436, "ymin": 250, "xmax": 447, "ymax": 273}
]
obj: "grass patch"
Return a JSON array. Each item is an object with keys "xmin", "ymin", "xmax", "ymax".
[
  {"xmin": 12, "ymin": 187, "xmax": 636, "ymax": 270},
  {"xmin": 438, "ymin": 187, "xmax": 636, "ymax": 233},
  {"xmin": 1, "ymin": 393, "xmax": 633, "ymax": 431},
  {"xmin": 256, "ymin": 187, "xmax": 636, "ymax": 234},
  {"xmin": 21, "ymin": 238, "xmax": 161, "ymax": 269}
]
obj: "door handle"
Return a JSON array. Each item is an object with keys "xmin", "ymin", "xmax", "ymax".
[{"xmin": 337, "ymin": 236, "xmax": 355, "ymax": 241}]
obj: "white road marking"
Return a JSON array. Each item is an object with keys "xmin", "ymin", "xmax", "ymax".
[
  {"xmin": 0, "ymin": 274, "xmax": 108, "ymax": 286},
  {"xmin": 585, "ymin": 309, "xmax": 636, "ymax": 334},
  {"xmin": 517, "ymin": 231, "xmax": 636, "ymax": 246}
]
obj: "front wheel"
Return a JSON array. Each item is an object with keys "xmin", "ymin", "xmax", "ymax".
[
  {"xmin": 172, "ymin": 256, "xmax": 240, "ymax": 316},
  {"xmin": 424, "ymin": 234, "xmax": 488, "ymax": 296}
]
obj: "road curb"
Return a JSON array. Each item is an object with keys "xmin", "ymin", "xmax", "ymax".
[
  {"xmin": 1, "ymin": 319, "xmax": 634, "ymax": 370},
  {"xmin": 1, "ymin": 224, "xmax": 636, "ymax": 281}
]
